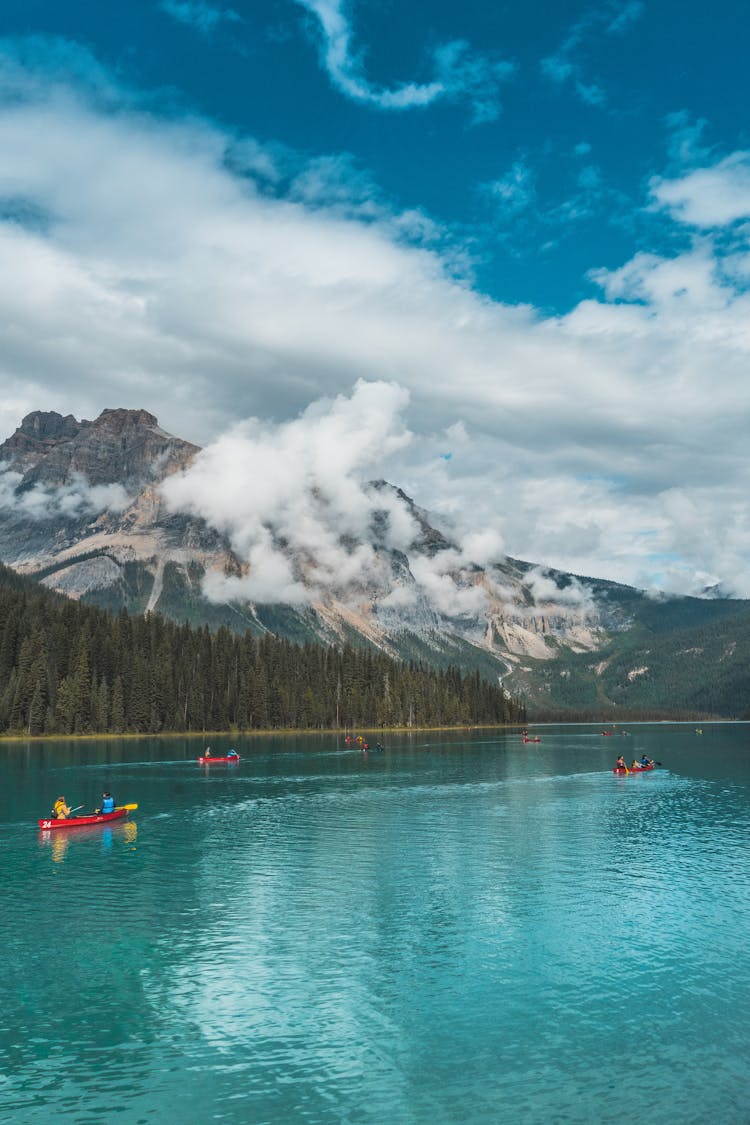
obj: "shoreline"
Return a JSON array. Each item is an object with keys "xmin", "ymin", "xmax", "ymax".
[
  {"xmin": 0, "ymin": 723, "xmax": 523, "ymax": 744},
  {"xmin": 0, "ymin": 716, "xmax": 732, "ymax": 744}
]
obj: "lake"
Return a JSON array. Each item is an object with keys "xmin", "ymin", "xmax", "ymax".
[{"xmin": 2, "ymin": 723, "xmax": 749, "ymax": 1123}]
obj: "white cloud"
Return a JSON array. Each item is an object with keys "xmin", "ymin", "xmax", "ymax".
[
  {"xmin": 589, "ymin": 244, "xmax": 731, "ymax": 310},
  {"xmin": 294, "ymin": 0, "xmax": 514, "ymax": 121},
  {"xmin": 651, "ymin": 152, "xmax": 750, "ymax": 228},
  {"xmin": 522, "ymin": 567, "xmax": 594, "ymax": 609},
  {"xmin": 1, "ymin": 41, "xmax": 750, "ymax": 597},
  {"xmin": 160, "ymin": 381, "xmax": 417, "ymax": 603},
  {"xmin": 408, "ymin": 555, "xmax": 489, "ymax": 618},
  {"xmin": 0, "ymin": 468, "xmax": 130, "ymax": 521}
]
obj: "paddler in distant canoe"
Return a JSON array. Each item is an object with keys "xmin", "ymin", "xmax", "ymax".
[
  {"xmin": 52, "ymin": 796, "xmax": 72, "ymax": 820},
  {"xmin": 615, "ymin": 756, "xmax": 627, "ymax": 772}
]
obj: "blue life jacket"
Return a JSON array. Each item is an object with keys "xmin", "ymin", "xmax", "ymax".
[{"xmin": 101, "ymin": 795, "xmax": 115, "ymax": 813}]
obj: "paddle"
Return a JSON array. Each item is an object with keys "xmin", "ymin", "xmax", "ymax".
[
  {"xmin": 117, "ymin": 803, "xmax": 138, "ymax": 811},
  {"xmin": 69, "ymin": 804, "xmax": 85, "ymax": 814}
]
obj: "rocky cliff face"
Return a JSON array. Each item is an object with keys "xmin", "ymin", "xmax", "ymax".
[
  {"xmin": 2, "ymin": 408, "xmax": 198, "ymax": 487},
  {"xmin": 0, "ymin": 409, "xmax": 232, "ymax": 609}
]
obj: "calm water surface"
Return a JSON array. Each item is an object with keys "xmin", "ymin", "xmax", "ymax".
[{"xmin": 1, "ymin": 723, "xmax": 749, "ymax": 1123}]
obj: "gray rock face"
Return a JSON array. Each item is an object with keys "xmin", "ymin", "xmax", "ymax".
[
  {"xmin": 0, "ymin": 408, "xmax": 199, "ymax": 488},
  {"xmin": 0, "ymin": 408, "xmax": 232, "ymax": 585}
]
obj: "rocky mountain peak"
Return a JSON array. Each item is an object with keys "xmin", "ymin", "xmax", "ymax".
[
  {"xmin": 92, "ymin": 407, "xmax": 160, "ymax": 432},
  {"xmin": 368, "ymin": 478, "xmax": 454, "ymax": 555},
  {"xmin": 0, "ymin": 407, "xmax": 199, "ymax": 489},
  {"xmin": 17, "ymin": 411, "xmax": 81, "ymax": 442}
]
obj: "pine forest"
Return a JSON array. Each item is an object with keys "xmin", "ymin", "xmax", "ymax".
[{"xmin": 0, "ymin": 566, "xmax": 526, "ymax": 736}]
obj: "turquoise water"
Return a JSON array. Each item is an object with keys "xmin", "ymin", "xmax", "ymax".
[{"xmin": 2, "ymin": 723, "xmax": 750, "ymax": 1123}]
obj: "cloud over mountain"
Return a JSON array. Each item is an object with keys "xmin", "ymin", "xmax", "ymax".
[{"xmin": 1, "ymin": 38, "xmax": 750, "ymax": 595}]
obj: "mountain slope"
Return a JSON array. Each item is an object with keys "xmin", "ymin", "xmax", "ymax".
[{"xmin": 1, "ymin": 407, "xmax": 747, "ymax": 717}]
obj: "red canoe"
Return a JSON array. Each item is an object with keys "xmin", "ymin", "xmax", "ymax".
[
  {"xmin": 613, "ymin": 764, "xmax": 655, "ymax": 774},
  {"xmin": 38, "ymin": 807, "xmax": 129, "ymax": 830},
  {"xmin": 198, "ymin": 755, "xmax": 240, "ymax": 764}
]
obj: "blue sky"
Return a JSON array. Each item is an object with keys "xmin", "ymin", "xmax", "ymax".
[
  {"xmin": 5, "ymin": 0, "xmax": 745, "ymax": 310},
  {"xmin": 1, "ymin": 1, "xmax": 750, "ymax": 597}
]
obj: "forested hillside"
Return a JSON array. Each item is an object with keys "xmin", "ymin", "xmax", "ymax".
[
  {"xmin": 526, "ymin": 594, "xmax": 750, "ymax": 720},
  {"xmin": 0, "ymin": 566, "xmax": 525, "ymax": 736}
]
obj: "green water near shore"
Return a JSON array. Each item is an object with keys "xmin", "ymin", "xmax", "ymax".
[{"xmin": 2, "ymin": 724, "xmax": 750, "ymax": 1123}]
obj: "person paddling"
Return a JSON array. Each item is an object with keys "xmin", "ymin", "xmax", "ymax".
[
  {"xmin": 95, "ymin": 791, "xmax": 115, "ymax": 815},
  {"xmin": 52, "ymin": 796, "xmax": 71, "ymax": 820},
  {"xmin": 615, "ymin": 756, "xmax": 627, "ymax": 771}
]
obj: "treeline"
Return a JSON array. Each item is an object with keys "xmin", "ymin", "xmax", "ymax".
[{"xmin": 0, "ymin": 567, "xmax": 526, "ymax": 735}]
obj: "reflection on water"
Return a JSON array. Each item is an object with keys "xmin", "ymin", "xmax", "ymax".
[
  {"xmin": 51, "ymin": 831, "xmax": 66, "ymax": 864},
  {"xmin": 2, "ymin": 724, "xmax": 750, "ymax": 1123},
  {"xmin": 39, "ymin": 819, "xmax": 138, "ymax": 863}
]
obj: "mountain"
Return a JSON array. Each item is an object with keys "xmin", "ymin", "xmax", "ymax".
[{"xmin": 1, "ymin": 408, "xmax": 748, "ymax": 718}]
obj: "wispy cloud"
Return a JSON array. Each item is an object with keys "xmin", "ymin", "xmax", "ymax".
[
  {"xmin": 482, "ymin": 159, "xmax": 536, "ymax": 216},
  {"xmin": 431, "ymin": 39, "xmax": 516, "ymax": 125},
  {"xmin": 160, "ymin": 0, "xmax": 240, "ymax": 35},
  {"xmin": 541, "ymin": 0, "xmax": 644, "ymax": 106},
  {"xmin": 0, "ymin": 468, "xmax": 130, "ymax": 520},
  {"xmin": 606, "ymin": 0, "xmax": 645, "ymax": 34},
  {"xmin": 294, "ymin": 0, "xmax": 514, "ymax": 121},
  {"xmin": 481, "ymin": 152, "xmax": 618, "ymax": 238},
  {"xmin": 663, "ymin": 111, "xmax": 712, "ymax": 168}
]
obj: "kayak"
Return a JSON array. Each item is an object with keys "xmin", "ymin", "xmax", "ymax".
[
  {"xmin": 613, "ymin": 764, "xmax": 656, "ymax": 774},
  {"xmin": 198, "ymin": 755, "xmax": 240, "ymax": 764},
  {"xmin": 38, "ymin": 807, "xmax": 129, "ymax": 830}
]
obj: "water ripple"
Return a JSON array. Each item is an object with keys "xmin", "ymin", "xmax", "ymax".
[{"xmin": 2, "ymin": 727, "xmax": 750, "ymax": 1123}]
